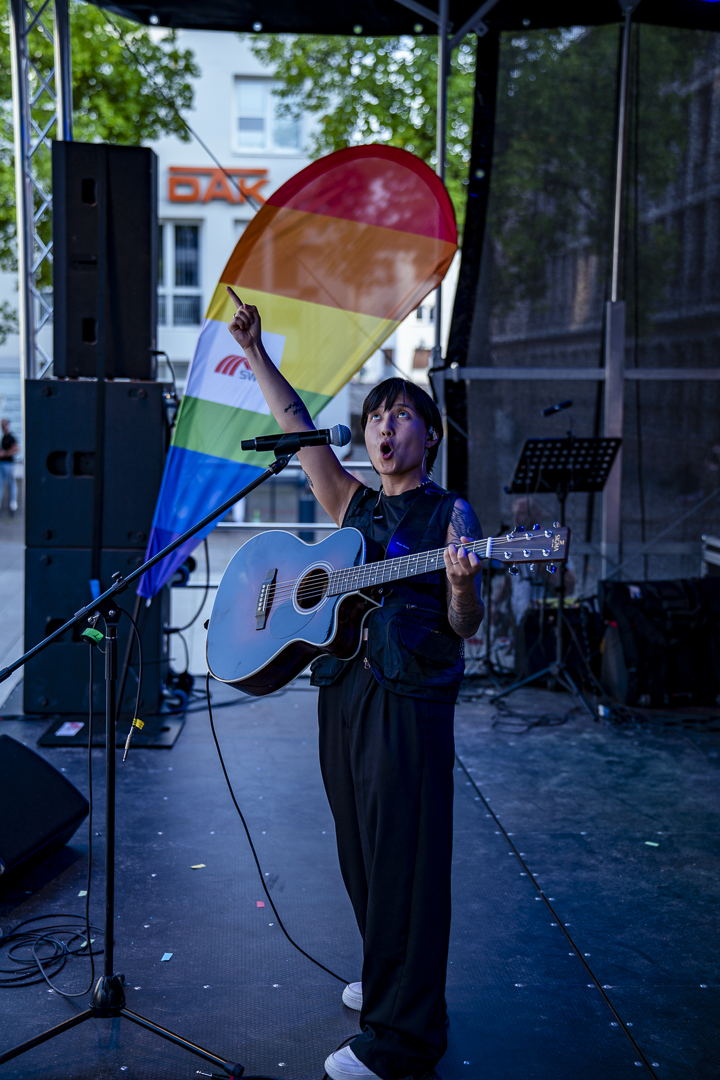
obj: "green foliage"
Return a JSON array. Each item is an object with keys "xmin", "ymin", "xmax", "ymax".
[
  {"xmin": 247, "ymin": 32, "xmax": 475, "ymax": 231},
  {"xmin": 0, "ymin": 0, "xmax": 199, "ymax": 279},
  {"xmin": 0, "ymin": 299, "xmax": 17, "ymax": 344}
]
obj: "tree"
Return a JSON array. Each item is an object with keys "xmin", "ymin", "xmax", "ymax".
[
  {"xmin": 246, "ymin": 32, "xmax": 476, "ymax": 228},
  {"xmin": 0, "ymin": 0, "xmax": 199, "ymax": 339}
]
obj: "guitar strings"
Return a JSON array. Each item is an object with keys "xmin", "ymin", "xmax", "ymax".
[
  {"xmin": 261, "ymin": 533, "xmax": 562, "ymax": 604},
  {"xmin": 262, "ymin": 539, "xmax": 492, "ymax": 601}
]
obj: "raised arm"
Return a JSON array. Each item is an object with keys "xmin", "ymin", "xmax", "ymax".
[
  {"xmin": 443, "ymin": 497, "xmax": 485, "ymax": 640},
  {"xmin": 227, "ymin": 288, "xmax": 361, "ymax": 525}
]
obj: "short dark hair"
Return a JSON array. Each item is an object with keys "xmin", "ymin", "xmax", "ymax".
[{"xmin": 360, "ymin": 378, "xmax": 443, "ymax": 474}]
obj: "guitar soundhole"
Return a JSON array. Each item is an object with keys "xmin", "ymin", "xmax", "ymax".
[{"xmin": 296, "ymin": 567, "xmax": 329, "ymax": 610}]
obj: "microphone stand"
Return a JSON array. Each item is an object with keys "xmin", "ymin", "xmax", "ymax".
[{"xmin": 0, "ymin": 438, "xmax": 302, "ymax": 1077}]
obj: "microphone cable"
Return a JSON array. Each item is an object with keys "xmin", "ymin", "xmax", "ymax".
[{"xmin": 205, "ymin": 674, "xmax": 350, "ymax": 986}]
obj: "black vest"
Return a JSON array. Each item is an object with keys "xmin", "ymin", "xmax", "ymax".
[{"xmin": 310, "ymin": 482, "xmax": 465, "ymax": 703}]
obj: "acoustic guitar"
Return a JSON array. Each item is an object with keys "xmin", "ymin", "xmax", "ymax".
[{"xmin": 206, "ymin": 525, "xmax": 570, "ymax": 697}]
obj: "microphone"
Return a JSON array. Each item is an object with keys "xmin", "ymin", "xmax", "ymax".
[
  {"xmin": 241, "ymin": 424, "xmax": 351, "ymax": 452},
  {"xmin": 542, "ymin": 399, "xmax": 573, "ymax": 417}
]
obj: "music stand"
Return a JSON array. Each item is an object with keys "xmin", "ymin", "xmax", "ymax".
[{"xmin": 490, "ymin": 435, "xmax": 620, "ymax": 716}]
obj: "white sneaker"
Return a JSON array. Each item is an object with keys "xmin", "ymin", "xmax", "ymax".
[
  {"xmin": 324, "ymin": 1045, "xmax": 381, "ymax": 1080},
  {"xmin": 342, "ymin": 981, "xmax": 362, "ymax": 1010}
]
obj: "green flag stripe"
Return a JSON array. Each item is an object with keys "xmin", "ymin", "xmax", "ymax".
[{"xmin": 172, "ymin": 393, "xmax": 333, "ymax": 465}]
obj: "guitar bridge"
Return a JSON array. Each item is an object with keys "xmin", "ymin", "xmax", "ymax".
[{"xmin": 255, "ymin": 568, "xmax": 277, "ymax": 630}]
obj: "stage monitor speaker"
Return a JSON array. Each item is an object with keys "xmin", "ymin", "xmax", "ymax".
[
  {"xmin": 52, "ymin": 141, "xmax": 158, "ymax": 380},
  {"xmin": 24, "ymin": 548, "xmax": 170, "ymax": 715},
  {"xmin": 0, "ymin": 734, "xmax": 89, "ymax": 878},
  {"xmin": 25, "ymin": 379, "xmax": 171, "ymax": 550},
  {"xmin": 599, "ymin": 578, "xmax": 720, "ymax": 707}
]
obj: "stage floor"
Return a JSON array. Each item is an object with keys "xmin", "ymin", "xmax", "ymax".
[{"xmin": 0, "ymin": 678, "xmax": 718, "ymax": 1080}]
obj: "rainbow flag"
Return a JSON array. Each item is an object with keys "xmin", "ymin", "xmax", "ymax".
[{"xmin": 138, "ymin": 146, "xmax": 457, "ymax": 597}]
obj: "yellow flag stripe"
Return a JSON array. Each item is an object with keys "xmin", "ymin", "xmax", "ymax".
[{"xmin": 209, "ymin": 284, "xmax": 400, "ymax": 399}]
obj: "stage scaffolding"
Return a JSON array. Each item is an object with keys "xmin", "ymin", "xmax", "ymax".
[{"xmin": 9, "ymin": 0, "xmax": 72, "ymax": 381}]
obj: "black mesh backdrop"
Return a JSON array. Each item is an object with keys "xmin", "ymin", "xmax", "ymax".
[{"xmin": 461, "ymin": 24, "xmax": 720, "ymax": 592}]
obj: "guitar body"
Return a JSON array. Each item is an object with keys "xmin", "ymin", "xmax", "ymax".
[
  {"xmin": 206, "ymin": 522, "xmax": 570, "ymax": 698},
  {"xmin": 206, "ymin": 528, "xmax": 378, "ymax": 697}
]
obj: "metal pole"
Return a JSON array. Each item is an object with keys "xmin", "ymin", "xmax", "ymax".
[
  {"xmin": 610, "ymin": 8, "xmax": 633, "ymax": 304},
  {"xmin": 9, "ymin": 0, "xmax": 35, "ymax": 381},
  {"xmin": 54, "ymin": 0, "xmax": 73, "ymax": 141},
  {"xmin": 433, "ymin": 0, "xmax": 449, "ymax": 487},
  {"xmin": 602, "ymin": 6, "xmax": 635, "ymax": 579}
]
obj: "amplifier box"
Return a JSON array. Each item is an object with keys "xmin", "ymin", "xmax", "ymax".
[
  {"xmin": 24, "ymin": 547, "xmax": 169, "ymax": 715},
  {"xmin": 52, "ymin": 141, "xmax": 158, "ymax": 380},
  {"xmin": 599, "ymin": 578, "xmax": 720, "ymax": 707},
  {"xmin": 25, "ymin": 379, "xmax": 170, "ymax": 550}
]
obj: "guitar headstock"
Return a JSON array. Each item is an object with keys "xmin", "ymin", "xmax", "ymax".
[{"xmin": 490, "ymin": 525, "xmax": 570, "ymax": 568}]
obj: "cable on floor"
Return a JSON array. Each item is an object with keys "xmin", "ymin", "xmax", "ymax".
[
  {"xmin": 490, "ymin": 698, "xmax": 578, "ymax": 734},
  {"xmin": 206, "ymin": 673, "xmax": 351, "ymax": 986}
]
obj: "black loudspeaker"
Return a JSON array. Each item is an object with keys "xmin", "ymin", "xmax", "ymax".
[
  {"xmin": 24, "ymin": 548, "xmax": 170, "ymax": 715},
  {"xmin": 599, "ymin": 578, "xmax": 720, "ymax": 707},
  {"xmin": 25, "ymin": 379, "xmax": 171, "ymax": 549},
  {"xmin": 0, "ymin": 734, "xmax": 89, "ymax": 878},
  {"xmin": 53, "ymin": 141, "xmax": 158, "ymax": 379}
]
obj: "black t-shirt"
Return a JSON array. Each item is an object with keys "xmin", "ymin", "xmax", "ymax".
[{"xmin": 1, "ymin": 433, "xmax": 16, "ymax": 461}]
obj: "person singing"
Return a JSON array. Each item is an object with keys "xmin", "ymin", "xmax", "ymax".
[{"xmin": 227, "ymin": 289, "xmax": 484, "ymax": 1080}]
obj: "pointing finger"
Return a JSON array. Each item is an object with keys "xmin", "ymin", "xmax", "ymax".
[{"xmin": 226, "ymin": 285, "xmax": 244, "ymax": 309}]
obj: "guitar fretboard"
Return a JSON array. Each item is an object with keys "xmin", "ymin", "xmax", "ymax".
[{"xmin": 327, "ymin": 537, "xmax": 492, "ymax": 596}]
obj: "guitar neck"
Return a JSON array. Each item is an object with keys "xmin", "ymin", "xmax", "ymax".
[{"xmin": 327, "ymin": 537, "xmax": 491, "ymax": 596}]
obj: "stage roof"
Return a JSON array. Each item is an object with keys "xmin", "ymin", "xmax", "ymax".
[{"xmin": 95, "ymin": 0, "xmax": 720, "ymax": 36}]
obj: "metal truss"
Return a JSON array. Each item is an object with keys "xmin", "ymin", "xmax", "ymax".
[{"xmin": 9, "ymin": 0, "xmax": 72, "ymax": 380}]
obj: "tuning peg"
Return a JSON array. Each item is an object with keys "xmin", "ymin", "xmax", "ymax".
[
  {"xmin": 508, "ymin": 565, "xmax": 519, "ymax": 576},
  {"xmin": 546, "ymin": 563, "xmax": 557, "ymax": 574},
  {"xmin": 552, "ymin": 521, "xmax": 560, "ymax": 528},
  {"xmin": 544, "ymin": 529, "xmax": 553, "ymax": 538},
  {"xmin": 529, "ymin": 564, "xmax": 536, "ymax": 574},
  {"xmin": 533, "ymin": 523, "xmax": 541, "ymax": 531},
  {"xmin": 542, "ymin": 549, "xmax": 550, "ymax": 557},
  {"xmin": 523, "ymin": 549, "xmax": 531, "ymax": 557}
]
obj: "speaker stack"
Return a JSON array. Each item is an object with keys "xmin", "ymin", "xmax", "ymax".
[{"xmin": 21, "ymin": 142, "xmax": 171, "ymax": 717}]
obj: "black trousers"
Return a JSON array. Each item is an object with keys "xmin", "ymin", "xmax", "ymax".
[{"xmin": 317, "ymin": 655, "xmax": 455, "ymax": 1080}]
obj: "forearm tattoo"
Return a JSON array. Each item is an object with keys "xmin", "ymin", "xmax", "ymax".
[
  {"xmin": 448, "ymin": 589, "xmax": 485, "ymax": 638},
  {"xmin": 284, "ymin": 398, "xmax": 311, "ymax": 421},
  {"xmin": 302, "ymin": 469, "xmax": 314, "ymax": 489},
  {"xmin": 447, "ymin": 499, "xmax": 484, "ymax": 638},
  {"xmin": 448, "ymin": 501, "xmax": 483, "ymax": 545}
]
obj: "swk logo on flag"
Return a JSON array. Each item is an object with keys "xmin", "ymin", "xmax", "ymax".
[
  {"xmin": 184, "ymin": 318, "xmax": 285, "ymax": 415},
  {"xmin": 215, "ymin": 355, "xmax": 251, "ymax": 376}
]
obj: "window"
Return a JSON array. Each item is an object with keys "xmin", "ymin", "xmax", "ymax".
[
  {"xmin": 158, "ymin": 223, "xmax": 202, "ymax": 327},
  {"xmin": 234, "ymin": 78, "xmax": 302, "ymax": 153}
]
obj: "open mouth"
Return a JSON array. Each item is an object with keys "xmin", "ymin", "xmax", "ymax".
[{"xmin": 380, "ymin": 441, "xmax": 394, "ymax": 460}]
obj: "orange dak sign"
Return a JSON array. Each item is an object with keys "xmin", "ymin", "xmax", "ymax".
[{"xmin": 168, "ymin": 166, "xmax": 268, "ymax": 205}]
